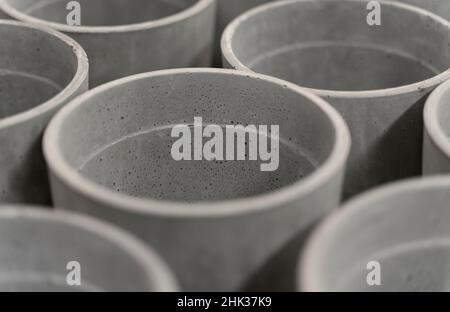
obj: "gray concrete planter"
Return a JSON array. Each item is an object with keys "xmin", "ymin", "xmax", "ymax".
[
  {"xmin": 0, "ymin": 0, "xmax": 216, "ymax": 87},
  {"xmin": 0, "ymin": 20, "xmax": 88, "ymax": 205},
  {"xmin": 300, "ymin": 177, "xmax": 450, "ymax": 292},
  {"xmin": 423, "ymin": 80, "xmax": 450, "ymax": 174},
  {"xmin": 214, "ymin": 0, "xmax": 275, "ymax": 66},
  {"xmin": 222, "ymin": 0, "xmax": 450, "ymax": 199},
  {"xmin": 0, "ymin": 206, "xmax": 178, "ymax": 291},
  {"xmin": 43, "ymin": 68, "xmax": 350, "ymax": 291}
]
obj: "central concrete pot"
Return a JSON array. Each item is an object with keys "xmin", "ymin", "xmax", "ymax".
[
  {"xmin": 423, "ymin": 79, "xmax": 450, "ymax": 174},
  {"xmin": 0, "ymin": 206, "xmax": 178, "ymax": 291},
  {"xmin": 0, "ymin": 20, "xmax": 88, "ymax": 205},
  {"xmin": 222, "ymin": 0, "xmax": 450, "ymax": 199},
  {"xmin": 43, "ymin": 68, "xmax": 350, "ymax": 291},
  {"xmin": 300, "ymin": 177, "xmax": 450, "ymax": 292},
  {"xmin": 0, "ymin": 0, "xmax": 216, "ymax": 87}
]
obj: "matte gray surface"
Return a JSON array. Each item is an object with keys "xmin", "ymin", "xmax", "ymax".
[
  {"xmin": 222, "ymin": 0, "xmax": 450, "ymax": 199},
  {"xmin": 214, "ymin": 0, "xmax": 275, "ymax": 66},
  {"xmin": 390, "ymin": 0, "xmax": 450, "ymax": 20},
  {"xmin": 0, "ymin": 20, "xmax": 88, "ymax": 205},
  {"xmin": 423, "ymin": 80, "xmax": 450, "ymax": 174},
  {"xmin": 300, "ymin": 177, "xmax": 450, "ymax": 292},
  {"xmin": 0, "ymin": 206, "xmax": 178, "ymax": 292},
  {"xmin": 0, "ymin": 0, "xmax": 216, "ymax": 87},
  {"xmin": 43, "ymin": 68, "xmax": 350, "ymax": 291}
]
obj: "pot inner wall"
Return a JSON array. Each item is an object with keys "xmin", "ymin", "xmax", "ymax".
[
  {"xmin": 229, "ymin": 0, "xmax": 450, "ymax": 91},
  {"xmin": 5, "ymin": 0, "xmax": 199, "ymax": 26}
]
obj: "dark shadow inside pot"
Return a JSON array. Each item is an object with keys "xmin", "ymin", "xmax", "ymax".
[
  {"xmin": 228, "ymin": 0, "xmax": 450, "ymax": 91},
  {"xmin": 58, "ymin": 71, "xmax": 338, "ymax": 202},
  {"xmin": 0, "ymin": 24, "xmax": 78, "ymax": 119},
  {"xmin": 5, "ymin": 0, "xmax": 200, "ymax": 26}
]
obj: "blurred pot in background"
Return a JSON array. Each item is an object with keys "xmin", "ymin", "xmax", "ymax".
[
  {"xmin": 222, "ymin": 0, "xmax": 450, "ymax": 199},
  {"xmin": 0, "ymin": 20, "xmax": 88, "ymax": 205},
  {"xmin": 0, "ymin": 207, "xmax": 178, "ymax": 292},
  {"xmin": 423, "ymin": 79, "xmax": 450, "ymax": 174},
  {"xmin": 0, "ymin": 0, "xmax": 216, "ymax": 87},
  {"xmin": 301, "ymin": 177, "xmax": 450, "ymax": 292},
  {"xmin": 214, "ymin": 0, "xmax": 275, "ymax": 66}
]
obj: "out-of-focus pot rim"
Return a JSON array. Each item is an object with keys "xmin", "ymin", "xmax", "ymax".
[
  {"xmin": 0, "ymin": 0, "xmax": 214, "ymax": 33},
  {"xmin": 0, "ymin": 206, "xmax": 179, "ymax": 292},
  {"xmin": 299, "ymin": 176, "xmax": 450, "ymax": 292},
  {"xmin": 0, "ymin": 20, "xmax": 88, "ymax": 130},
  {"xmin": 221, "ymin": 0, "xmax": 450, "ymax": 99}
]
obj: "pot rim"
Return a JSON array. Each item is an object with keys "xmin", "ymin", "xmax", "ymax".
[
  {"xmin": 221, "ymin": 0, "xmax": 450, "ymax": 99},
  {"xmin": 0, "ymin": 206, "xmax": 179, "ymax": 291},
  {"xmin": 424, "ymin": 79, "xmax": 450, "ymax": 160},
  {"xmin": 0, "ymin": 0, "xmax": 214, "ymax": 33},
  {"xmin": 43, "ymin": 67, "xmax": 351, "ymax": 218},
  {"xmin": 0, "ymin": 20, "xmax": 88, "ymax": 130},
  {"xmin": 299, "ymin": 175, "xmax": 450, "ymax": 292}
]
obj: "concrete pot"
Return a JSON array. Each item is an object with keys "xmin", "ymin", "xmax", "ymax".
[
  {"xmin": 423, "ymin": 80, "xmax": 450, "ymax": 174},
  {"xmin": 43, "ymin": 68, "xmax": 350, "ymax": 291},
  {"xmin": 222, "ymin": 0, "xmax": 450, "ymax": 199},
  {"xmin": 0, "ymin": 20, "xmax": 88, "ymax": 205},
  {"xmin": 0, "ymin": 0, "xmax": 216, "ymax": 87},
  {"xmin": 0, "ymin": 206, "xmax": 178, "ymax": 291},
  {"xmin": 214, "ymin": 0, "xmax": 275, "ymax": 66},
  {"xmin": 300, "ymin": 177, "xmax": 450, "ymax": 292}
]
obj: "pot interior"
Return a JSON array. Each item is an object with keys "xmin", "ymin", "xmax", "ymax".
[
  {"xmin": 306, "ymin": 184, "xmax": 450, "ymax": 291},
  {"xmin": 0, "ymin": 213, "xmax": 155, "ymax": 291},
  {"xmin": 227, "ymin": 0, "xmax": 450, "ymax": 91},
  {"xmin": 4, "ymin": 0, "xmax": 199, "ymax": 26},
  {"xmin": 57, "ymin": 72, "xmax": 338, "ymax": 202},
  {"xmin": 0, "ymin": 23, "xmax": 78, "ymax": 119}
]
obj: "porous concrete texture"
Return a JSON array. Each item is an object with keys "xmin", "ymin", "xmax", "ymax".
[
  {"xmin": 222, "ymin": 0, "xmax": 450, "ymax": 199},
  {"xmin": 0, "ymin": 20, "xmax": 88, "ymax": 205},
  {"xmin": 43, "ymin": 68, "xmax": 350, "ymax": 291},
  {"xmin": 423, "ymin": 80, "xmax": 450, "ymax": 174},
  {"xmin": 300, "ymin": 176, "xmax": 450, "ymax": 292},
  {"xmin": 0, "ymin": 206, "xmax": 178, "ymax": 291},
  {"xmin": 0, "ymin": 0, "xmax": 216, "ymax": 87}
]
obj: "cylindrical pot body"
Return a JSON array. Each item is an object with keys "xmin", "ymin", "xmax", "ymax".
[
  {"xmin": 0, "ymin": 206, "xmax": 178, "ymax": 291},
  {"xmin": 300, "ymin": 177, "xmax": 450, "ymax": 292},
  {"xmin": 0, "ymin": 20, "xmax": 88, "ymax": 205},
  {"xmin": 0, "ymin": 0, "xmax": 216, "ymax": 87},
  {"xmin": 222, "ymin": 0, "xmax": 450, "ymax": 199},
  {"xmin": 43, "ymin": 68, "xmax": 350, "ymax": 291},
  {"xmin": 423, "ymin": 80, "xmax": 450, "ymax": 174}
]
